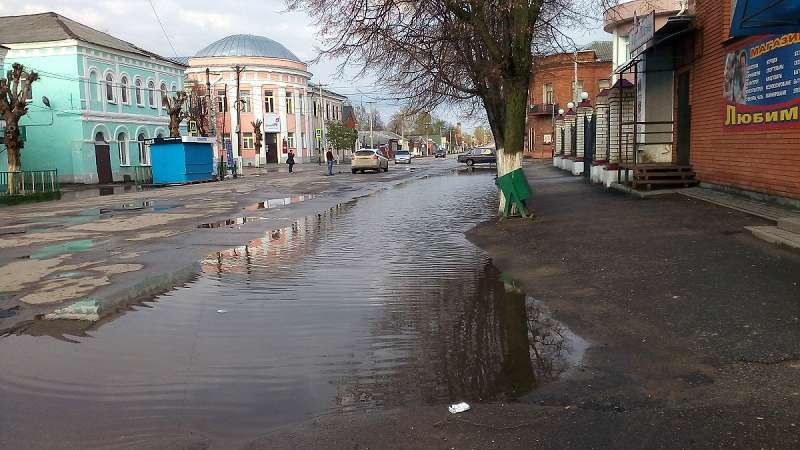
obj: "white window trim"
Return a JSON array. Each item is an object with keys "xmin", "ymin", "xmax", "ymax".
[
  {"xmin": 134, "ymin": 77, "xmax": 144, "ymax": 106},
  {"xmin": 120, "ymin": 74, "xmax": 130, "ymax": 105},
  {"xmin": 137, "ymin": 135, "xmax": 150, "ymax": 166},
  {"xmin": 105, "ymin": 71, "xmax": 117, "ymax": 104},
  {"xmin": 147, "ymin": 79, "xmax": 156, "ymax": 108},
  {"xmin": 159, "ymin": 82, "xmax": 168, "ymax": 110},
  {"xmin": 118, "ymin": 135, "xmax": 130, "ymax": 167}
]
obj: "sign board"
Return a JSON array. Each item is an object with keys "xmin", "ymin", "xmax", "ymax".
[
  {"xmin": 629, "ymin": 11, "xmax": 655, "ymax": 57},
  {"xmin": 264, "ymin": 113, "xmax": 281, "ymax": 133},
  {"xmin": 315, "ymin": 128, "xmax": 322, "ymax": 139},
  {"xmin": 225, "ymin": 139, "xmax": 235, "ymax": 167},
  {"xmin": 723, "ymin": 33, "xmax": 800, "ymax": 130}
]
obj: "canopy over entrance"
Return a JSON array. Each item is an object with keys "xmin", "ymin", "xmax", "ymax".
[{"xmin": 731, "ymin": 0, "xmax": 800, "ymax": 37}]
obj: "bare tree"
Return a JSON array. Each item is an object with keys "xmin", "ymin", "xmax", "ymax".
[
  {"xmin": 252, "ymin": 119, "xmax": 263, "ymax": 157},
  {"xmin": 162, "ymin": 91, "xmax": 188, "ymax": 138},
  {"xmin": 187, "ymin": 84, "xmax": 209, "ymax": 137},
  {"xmin": 0, "ymin": 63, "xmax": 38, "ymax": 182},
  {"xmin": 288, "ymin": 0, "xmax": 607, "ymax": 216}
]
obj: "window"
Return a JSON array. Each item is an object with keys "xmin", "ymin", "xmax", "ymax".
[
  {"xmin": 217, "ymin": 89, "xmax": 227, "ymax": 112},
  {"xmin": 148, "ymin": 80, "xmax": 155, "ymax": 107},
  {"xmin": 300, "ymin": 132, "xmax": 306, "ymax": 148},
  {"xmin": 287, "ymin": 132, "xmax": 295, "ymax": 148},
  {"xmin": 326, "ymin": 104, "xmax": 330, "ymax": 120},
  {"xmin": 120, "ymin": 76, "xmax": 129, "ymax": 104},
  {"xmin": 243, "ymin": 132, "xmax": 254, "ymax": 149},
  {"xmin": 88, "ymin": 71, "xmax": 98, "ymax": 104},
  {"xmin": 135, "ymin": 79, "xmax": 143, "ymax": 105},
  {"xmin": 264, "ymin": 90, "xmax": 275, "ymax": 113},
  {"xmin": 313, "ymin": 101, "xmax": 318, "ymax": 117},
  {"xmin": 240, "ymin": 90, "xmax": 251, "ymax": 113},
  {"xmin": 137, "ymin": 133, "xmax": 150, "ymax": 165},
  {"xmin": 106, "ymin": 73, "xmax": 115, "ymax": 102},
  {"xmin": 118, "ymin": 133, "xmax": 129, "ymax": 166},
  {"xmin": 299, "ymin": 94, "xmax": 304, "ymax": 114},
  {"xmin": 286, "ymin": 95, "xmax": 294, "ymax": 114},
  {"xmin": 599, "ymin": 79, "xmax": 611, "ymax": 90},
  {"xmin": 543, "ymin": 83, "xmax": 554, "ymax": 104},
  {"xmin": 572, "ymin": 80, "xmax": 583, "ymax": 102},
  {"xmin": 160, "ymin": 82, "xmax": 167, "ymax": 107}
]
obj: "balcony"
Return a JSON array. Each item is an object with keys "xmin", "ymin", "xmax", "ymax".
[{"xmin": 528, "ymin": 103, "xmax": 558, "ymax": 116}]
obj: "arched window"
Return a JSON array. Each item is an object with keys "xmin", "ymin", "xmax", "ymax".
[
  {"xmin": 117, "ymin": 132, "xmax": 129, "ymax": 166},
  {"xmin": 94, "ymin": 131, "xmax": 106, "ymax": 143},
  {"xmin": 135, "ymin": 79, "xmax": 143, "ymax": 105},
  {"xmin": 137, "ymin": 133, "xmax": 149, "ymax": 166},
  {"xmin": 147, "ymin": 80, "xmax": 155, "ymax": 107},
  {"xmin": 105, "ymin": 73, "xmax": 115, "ymax": 102},
  {"xmin": 120, "ymin": 76, "xmax": 129, "ymax": 104},
  {"xmin": 88, "ymin": 71, "xmax": 98, "ymax": 103},
  {"xmin": 160, "ymin": 82, "xmax": 167, "ymax": 108}
]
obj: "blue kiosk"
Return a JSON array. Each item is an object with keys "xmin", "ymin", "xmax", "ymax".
[{"xmin": 148, "ymin": 136, "xmax": 216, "ymax": 184}]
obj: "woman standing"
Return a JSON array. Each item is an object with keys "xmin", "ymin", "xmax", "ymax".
[{"xmin": 287, "ymin": 149, "xmax": 296, "ymax": 174}]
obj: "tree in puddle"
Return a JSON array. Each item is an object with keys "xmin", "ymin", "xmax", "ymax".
[{"xmin": 287, "ymin": 0, "xmax": 608, "ymax": 217}]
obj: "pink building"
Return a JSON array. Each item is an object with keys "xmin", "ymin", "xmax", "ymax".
[{"xmin": 187, "ymin": 34, "xmax": 323, "ymax": 165}]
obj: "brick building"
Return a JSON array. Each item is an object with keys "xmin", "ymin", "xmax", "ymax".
[
  {"xmin": 525, "ymin": 42, "xmax": 612, "ymax": 159},
  {"xmin": 602, "ymin": 0, "xmax": 800, "ymax": 202}
]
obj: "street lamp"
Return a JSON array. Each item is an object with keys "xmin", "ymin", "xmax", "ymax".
[{"xmin": 581, "ymin": 91, "xmax": 589, "ymax": 101}]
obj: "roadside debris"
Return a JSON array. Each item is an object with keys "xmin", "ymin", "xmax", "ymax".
[
  {"xmin": 43, "ymin": 299, "xmax": 101, "ymax": 321},
  {"xmin": 448, "ymin": 402, "xmax": 470, "ymax": 414}
]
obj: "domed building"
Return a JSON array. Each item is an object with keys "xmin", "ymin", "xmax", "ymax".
[{"xmin": 187, "ymin": 34, "xmax": 346, "ymax": 165}]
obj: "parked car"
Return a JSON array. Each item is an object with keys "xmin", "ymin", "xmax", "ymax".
[
  {"xmin": 352, "ymin": 148, "xmax": 390, "ymax": 173},
  {"xmin": 394, "ymin": 150, "xmax": 412, "ymax": 164},
  {"xmin": 457, "ymin": 147, "xmax": 496, "ymax": 166},
  {"xmin": 434, "ymin": 149, "xmax": 446, "ymax": 158}
]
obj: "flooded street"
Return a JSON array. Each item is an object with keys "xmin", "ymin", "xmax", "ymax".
[{"xmin": 0, "ymin": 172, "xmax": 585, "ymax": 450}]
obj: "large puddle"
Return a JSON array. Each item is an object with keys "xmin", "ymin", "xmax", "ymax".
[{"xmin": 0, "ymin": 172, "xmax": 586, "ymax": 449}]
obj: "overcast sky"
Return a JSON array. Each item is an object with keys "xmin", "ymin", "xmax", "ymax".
[{"xmin": 0, "ymin": 0, "xmax": 608, "ymax": 131}]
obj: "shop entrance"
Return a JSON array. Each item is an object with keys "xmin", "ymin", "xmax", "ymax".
[
  {"xmin": 265, "ymin": 133, "xmax": 279, "ymax": 164},
  {"xmin": 676, "ymin": 71, "xmax": 691, "ymax": 166}
]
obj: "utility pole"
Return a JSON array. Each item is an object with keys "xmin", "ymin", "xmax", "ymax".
[
  {"xmin": 366, "ymin": 101, "xmax": 375, "ymax": 148},
  {"xmin": 206, "ymin": 68, "xmax": 216, "ymax": 138},
  {"xmin": 234, "ymin": 65, "xmax": 246, "ymax": 175},
  {"xmin": 573, "ymin": 49, "xmax": 579, "ymax": 104}
]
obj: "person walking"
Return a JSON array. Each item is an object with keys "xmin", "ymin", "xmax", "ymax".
[
  {"xmin": 326, "ymin": 148, "xmax": 335, "ymax": 176},
  {"xmin": 287, "ymin": 149, "xmax": 296, "ymax": 174}
]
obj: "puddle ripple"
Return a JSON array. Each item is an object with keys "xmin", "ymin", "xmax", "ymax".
[{"xmin": 0, "ymin": 173, "xmax": 585, "ymax": 449}]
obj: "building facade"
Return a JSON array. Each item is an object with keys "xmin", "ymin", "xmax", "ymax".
[
  {"xmin": 525, "ymin": 42, "xmax": 612, "ymax": 159},
  {"xmin": 0, "ymin": 12, "xmax": 185, "ymax": 183},
  {"xmin": 308, "ymin": 84, "xmax": 347, "ymax": 162},
  {"xmin": 186, "ymin": 35, "xmax": 347, "ymax": 166}
]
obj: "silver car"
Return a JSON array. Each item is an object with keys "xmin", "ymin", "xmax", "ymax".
[
  {"xmin": 394, "ymin": 150, "xmax": 412, "ymax": 164},
  {"xmin": 352, "ymin": 149, "xmax": 390, "ymax": 173}
]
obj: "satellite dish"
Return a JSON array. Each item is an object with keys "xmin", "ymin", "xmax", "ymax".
[{"xmin": 42, "ymin": 96, "xmax": 51, "ymax": 108}]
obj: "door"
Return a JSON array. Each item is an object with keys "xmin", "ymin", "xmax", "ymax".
[
  {"xmin": 94, "ymin": 143, "xmax": 113, "ymax": 184},
  {"xmin": 676, "ymin": 71, "xmax": 691, "ymax": 166},
  {"xmin": 584, "ymin": 114, "xmax": 596, "ymax": 178},
  {"xmin": 265, "ymin": 133, "xmax": 278, "ymax": 164}
]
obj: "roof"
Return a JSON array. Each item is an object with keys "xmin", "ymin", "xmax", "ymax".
[
  {"xmin": 579, "ymin": 41, "xmax": 613, "ymax": 62},
  {"xmin": 194, "ymin": 35, "xmax": 301, "ymax": 62},
  {"xmin": 0, "ymin": 12, "xmax": 182, "ymax": 65},
  {"xmin": 169, "ymin": 56, "xmax": 190, "ymax": 66},
  {"xmin": 308, "ymin": 83, "xmax": 347, "ymax": 100}
]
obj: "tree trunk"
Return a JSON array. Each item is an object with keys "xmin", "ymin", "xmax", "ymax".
[
  {"xmin": 495, "ymin": 78, "xmax": 530, "ymax": 217},
  {"xmin": 5, "ymin": 122, "xmax": 22, "ymax": 194}
]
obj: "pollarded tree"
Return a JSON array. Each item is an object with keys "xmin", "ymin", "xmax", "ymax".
[
  {"xmin": 187, "ymin": 84, "xmax": 209, "ymax": 137},
  {"xmin": 162, "ymin": 91, "xmax": 188, "ymax": 138},
  {"xmin": 288, "ymin": 0, "xmax": 603, "ymax": 216},
  {"xmin": 0, "ymin": 63, "xmax": 39, "ymax": 175},
  {"xmin": 251, "ymin": 119, "xmax": 263, "ymax": 156}
]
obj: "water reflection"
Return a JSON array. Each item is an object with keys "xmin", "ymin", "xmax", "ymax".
[{"xmin": 0, "ymin": 173, "xmax": 585, "ymax": 449}]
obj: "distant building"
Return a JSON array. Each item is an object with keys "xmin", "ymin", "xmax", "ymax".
[
  {"xmin": 308, "ymin": 84, "xmax": 347, "ymax": 161},
  {"xmin": 525, "ymin": 41, "xmax": 612, "ymax": 158},
  {"xmin": 0, "ymin": 12, "xmax": 186, "ymax": 183}
]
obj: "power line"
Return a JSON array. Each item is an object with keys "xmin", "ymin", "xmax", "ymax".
[{"xmin": 147, "ymin": 0, "xmax": 178, "ymax": 58}]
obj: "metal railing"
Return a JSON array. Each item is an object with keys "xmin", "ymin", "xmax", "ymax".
[
  {"xmin": 133, "ymin": 166, "xmax": 153, "ymax": 185},
  {"xmin": 620, "ymin": 120, "xmax": 675, "ymax": 166},
  {"xmin": 529, "ymin": 103, "xmax": 558, "ymax": 116},
  {"xmin": 0, "ymin": 170, "xmax": 59, "ymax": 196}
]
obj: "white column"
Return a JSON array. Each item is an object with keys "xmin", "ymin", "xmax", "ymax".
[
  {"xmin": 278, "ymin": 87, "xmax": 288, "ymax": 163},
  {"xmin": 304, "ymin": 88, "xmax": 312, "ymax": 162}
]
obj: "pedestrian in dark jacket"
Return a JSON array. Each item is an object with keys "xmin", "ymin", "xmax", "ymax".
[
  {"xmin": 287, "ymin": 150, "xmax": 296, "ymax": 173},
  {"xmin": 326, "ymin": 149, "xmax": 335, "ymax": 176}
]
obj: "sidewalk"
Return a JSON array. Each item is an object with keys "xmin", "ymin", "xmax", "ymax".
[{"xmin": 680, "ymin": 186, "xmax": 800, "ymax": 222}]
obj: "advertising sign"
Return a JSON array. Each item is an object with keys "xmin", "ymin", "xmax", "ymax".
[
  {"xmin": 264, "ymin": 113, "xmax": 281, "ymax": 132},
  {"xmin": 724, "ymin": 33, "xmax": 800, "ymax": 130},
  {"xmin": 629, "ymin": 11, "xmax": 655, "ymax": 57}
]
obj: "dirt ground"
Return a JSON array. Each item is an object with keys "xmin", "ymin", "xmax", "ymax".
[{"xmin": 254, "ymin": 161, "xmax": 800, "ymax": 450}]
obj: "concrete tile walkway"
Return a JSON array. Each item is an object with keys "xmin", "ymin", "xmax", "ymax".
[{"xmin": 680, "ymin": 187, "xmax": 800, "ymax": 222}]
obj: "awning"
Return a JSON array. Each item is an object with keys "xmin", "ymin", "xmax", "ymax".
[
  {"xmin": 615, "ymin": 15, "xmax": 695, "ymax": 75},
  {"xmin": 731, "ymin": 0, "xmax": 800, "ymax": 37}
]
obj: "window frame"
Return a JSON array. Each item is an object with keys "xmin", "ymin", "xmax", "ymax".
[
  {"xmin": 120, "ymin": 75, "xmax": 130, "ymax": 104},
  {"xmin": 117, "ymin": 133, "xmax": 130, "ymax": 166},
  {"xmin": 137, "ymin": 133, "xmax": 150, "ymax": 166},
  {"xmin": 134, "ymin": 78, "xmax": 143, "ymax": 106},
  {"xmin": 217, "ymin": 89, "xmax": 227, "ymax": 113},
  {"xmin": 242, "ymin": 132, "xmax": 254, "ymax": 149},
  {"xmin": 286, "ymin": 95, "xmax": 294, "ymax": 114},
  {"xmin": 239, "ymin": 90, "xmax": 252, "ymax": 113},
  {"xmin": 105, "ymin": 72, "xmax": 116, "ymax": 103},
  {"xmin": 147, "ymin": 80, "xmax": 156, "ymax": 108},
  {"xmin": 264, "ymin": 90, "xmax": 275, "ymax": 113},
  {"xmin": 159, "ymin": 82, "xmax": 167, "ymax": 109},
  {"xmin": 287, "ymin": 132, "xmax": 295, "ymax": 149}
]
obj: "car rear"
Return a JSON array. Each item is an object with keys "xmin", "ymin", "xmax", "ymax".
[{"xmin": 352, "ymin": 149, "xmax": 382, "ymax": 172}]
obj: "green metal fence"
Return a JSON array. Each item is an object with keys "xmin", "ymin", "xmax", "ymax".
[
  {"xmin": 0, "ymin": 170, "xmax": 60, "ymax": 196},
  {"xmin": 134, "ymin": 166, "xmax": 153, "ymax": 186}
]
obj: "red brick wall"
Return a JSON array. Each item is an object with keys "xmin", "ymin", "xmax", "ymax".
[
  {"xmin": 689, "ymin": 2, "xmax": 800, "ymax": 199},
  {"xmin": 525, "ymin": 52, "xmax": 612, "ymax": 158}
]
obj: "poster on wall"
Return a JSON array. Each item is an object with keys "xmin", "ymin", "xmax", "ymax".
[
  {"xmin": 724, "ymin": 33, "xmax": 800, "ymax": 130},
  {"xmin": 263, "ymin": 113, "xmax": 281, "ymax": 133}
]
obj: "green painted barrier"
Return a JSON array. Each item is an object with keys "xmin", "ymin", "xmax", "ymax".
[{"xmin": 496, "ymin": 168, "xmax": 532, "ymax": 217}]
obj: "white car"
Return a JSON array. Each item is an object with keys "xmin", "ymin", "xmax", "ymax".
[
  {"xmin": 352, "ymin": 149, "xmax": 390, "ymax": 173},
  {"xmin": 394, "ymin": 150, "xmax": 412, "ymax": 164}
]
